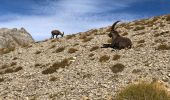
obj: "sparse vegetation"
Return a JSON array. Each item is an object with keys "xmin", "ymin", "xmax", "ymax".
[
  {"xmin": 156, "ymin": 44, "xmax": 170, "ymax": 50},
  {"xmin": 115, "ymin": 81, "xmax": 170, "ymax": 100},
  {"xmin": 82, "ymin": 37, "xmax": 93, "ymax": 42},
  {"xmin": 49, "ymin": 76, "xmax": 58, "ymax": 81},
  {"xmin": 107, "ymin": 38, "xmax": 112, "ymax": 43},
  {"xmin": 0, "ymin": 47, "xmax": 15, "ymax": 54},
  {"xmin": 112, "ymin": 54, "xmax": 121, "ymax": 60},
  {"xmin": 4, "ymin": 66, "xmax": 22, "ymax": 74},
  {"xmin": 122, "ymin": 32, "xmax": 128, "ymax": 36},
  {"xmin": 49, "ymin": 45, "xmax": 56, "ymax": 49},
  {"xmin": 166, "ymin": 15, "xmax": 170, "ymax": 21},
  {"xmin": 133, "ymin": 26, "xmax": 145, "ymax": 31},
  {"xmin": 35, "ymin": 50, "xmax": 41, "ymax": 54},
  {"xmin": 68, "ymin": 48, "xmax": 78, "ymax": 53},
  {"xmin": 42, "ymin": 58, "xmax": 71, "ymax": 74},
  {"xmin": 11, "ymin": 62, "xmax": 17, "ymax": 66},
  {"xmin": 137, "ymin": 40, "xmax": 145, "ymax": 44},
  {"xmin": 89, "ymin": 53, "xmax": 95, "ymax": 57},
  {"xmin": 0, "ymin": 78, "xmax": 4, "ymax": 82},
  {"xmin": 110, "ymin": 63, "xmax": 125, "ymax": 73},
  {"xmin": 90, "ymin": 46, "xmax": 99, "ymax": 51},
  {"xmin": 55, "ymin": 47, "xmax": 65, "ymax": 53},
  {"xmin": 99, "ymin": 55, "xmax": 110, "ymax": 62},
  {"xmin": 66, "ymin": 34, "xmax": 76, "ymax": 39}
]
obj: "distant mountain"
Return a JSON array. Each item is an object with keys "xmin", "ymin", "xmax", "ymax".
[
  {"xmin": 0, "ymin": 28, "xmax": 34, "ymax": 54},
  {"xmin": 0, "ymin": 14, "xmax": 170, "ymax": 99}
]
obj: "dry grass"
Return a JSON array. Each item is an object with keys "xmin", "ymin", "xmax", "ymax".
[
  {"xmin": 166, "ymin": 15, "xmax": 170, "ymax": 21},
  {"xmin": 0, "ymin": 47, "xmax": 15, "ymax": 54},
  {"xmin": 133, "ymin": 26, "xmax": 145, "ymax": 31},
  {"xmin": 42, "ymin": 58, "xmax": 71, "ymax": 74},
  {"xmin": 55, "ymin": 47, "xmax": 65, "ymax": 53},
  {"xmin": 66, "ymin": 34, "xmax": 76, "ymax": 39},
  {"xmin": 35, "ymin": 50, "xmax": 41, "ymax": 54},
  {"xmin": 156, "ymin": 44, "xmax": 170, "ymax": 50},
  {"xmin": 137, "ymin": 40, "xmax": 145, "ymax": 44},
  {"xmin": 82, "ymin": 37, "xmax": 93, "ymax": 42},
  {"xmin": 121, "ymin": 32, "xmax": 128, "ymax": 36},
  {"xmin": 99, "ymin": 55, "xmax": 110, "ymax": 62},
  {"xmin": 115, "ymin": 81, "xmax": 170, "ymax": 100},
  {"xmin": 112, "ymin": 54, "xmax": 121, "ymax": 60},
  {"xmin": 90, "ymin": 46, "xmax": 99, "ymax": 51},
  {"xmin": 0, "ymin": 78, "xmax": 4, "ymax": 82},
  {"xmin": 107, "ymin": 38, "xmax": 112, "ymax": 43},
  {"xmin": 110, "ymin": 63, "xmax": 125, "ymax": 73},
  {"xmin": 89, "ymin": 53, "xmax": 95, "ymax": 57},
  {"xmin": 68, "ymin": 48, "xmax": 78, "ymax": 53}
]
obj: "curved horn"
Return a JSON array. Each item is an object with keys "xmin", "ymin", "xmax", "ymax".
[{"xmin": 111, "ymin": 21, "xmax": 121, "ymax": 31}]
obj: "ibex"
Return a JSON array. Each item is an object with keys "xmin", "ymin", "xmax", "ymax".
[
  {"xmin": 51, "ymin": 30, "xmax": 64, "ymax": 39},
  {"xmin": 107, "ymin": 21, "xmax": 132, "ymax": 49}
]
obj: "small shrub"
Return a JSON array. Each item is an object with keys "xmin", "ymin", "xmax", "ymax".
[
  {"xmin": 137, "ymin": 40, "xmax": 145, "ymax": 44},
  {"xmin": 55, "ymin": 47, "xmax": 65, "ymax": 53},
  {"xmin": 79, "ymin": 34, "xmax": 87, "ymax": 39},
  {"xmin": 82, "ymin": 37, "xmax": 93, "ymax": 42},
  {"xmin": 49, "ymin": 76, "xmax": 57, "ymax": 81},
  {"xmin": 66, "ymin": 34, "xmax": 76, "ymax": 39},
  {"xmin": 51, "ymin": 39, "xmax": 57, "ymax": 42},
  {"xmin": 35, "ymin": 50, "xmax": 41, "ymax": 54},
  {"xmin": 74, "ymin": 43, "xmax": 79, "ymax": 46},
  {"xmin": 90, "ymin": 46, "xmax": 99, "ymax": 51},
  {"xmin": 107, "ymin": 39, "xmax": 112, "ymax": 43},
  {"xmin": 110, "ymin": 63, "xmax": 125, "ymax": 73},
  {"xmin": 14, "ymin": 67, "xmax": 22, "ymax": 72},
  {"xmin": 68, "ymin": 48, "xmax": 78, "ymax": 53},
  {"xmin": 156, "ymin": 44, "xmax": 170, "ymax": 50},
  {"xmin": 4, "ymin": 67, "xmax": 22, "ymax": 74},
  {"xmin": 166, "ymin": 15, "xmax": 170, "ymax": 21},
  {"xmin": 42, "ymin": 58, "xmax": 71, "ymax": 74},
  {"xmin": 12, "ymin": 57, "xmax": 18, "ymax": 60},
  {"xmin": 89, "ymin": 53, "xmax": 95, "ymax": 57},
  {"xmin": 112, "ymin": 54, "xmax": 121, "ymax": 60},
  {"xmin": 122, "ymin": 32, "xmax": 128, "ymax": 36},
  {"xmin": 11, "ymin": 62, "xmax": 17, "ymax": 66},
  {"xmin": 49, "ymin": 45, "xmax": 56, "ymax": 49},
  {"xmin": 133, "ymin": 26, "xmax": 145, "ymax": 31},
  {"xmin": 0, "ymin": 78, "xmax": 4, "ymax": 82},
  {"xmin": 99, "ymin": 55, "xmax": 110, "ymax": 62},
  {"xmin": 115, "ymin": 81, "xmax": 170, "ymax": 100}
]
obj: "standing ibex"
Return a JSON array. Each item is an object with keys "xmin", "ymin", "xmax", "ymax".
[
  {"xmin": 107, "ymin": 21, "xmax": 132, "ymax": 49},
  {"xmin": 51, "ymin": 30, "xmax": 64, "ymax": 39}
]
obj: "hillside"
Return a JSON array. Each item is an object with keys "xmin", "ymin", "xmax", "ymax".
[{"xmin": 0, "ymin": 14, "xmax": 170, "ymax": 100}]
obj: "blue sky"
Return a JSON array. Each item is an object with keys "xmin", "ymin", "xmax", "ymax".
[{"xmin": 0, "ymin": 0, "xmax": 170, "ymax": 41}]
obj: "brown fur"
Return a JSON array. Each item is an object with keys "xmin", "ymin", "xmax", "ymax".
[
  {"xmin": 51, "ymin": 30, "xmax": 64, "ymax": 38},
  {"xmin": 108, "ymin": 21, "xmax": 132, "ymax": 49}
]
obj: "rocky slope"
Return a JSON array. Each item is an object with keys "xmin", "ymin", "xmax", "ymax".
[
  {"xmin": 0, "ymin": 14, "xmax": 170, "ymax": 100},
  {"xmin": 0, "ymin": 28, "xmax": 34, "ymax": 54}
]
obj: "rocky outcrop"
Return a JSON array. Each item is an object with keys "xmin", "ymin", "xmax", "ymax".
[{"xmin": 0, "ymin": 28, "xmax": 34, "ymax": 54}]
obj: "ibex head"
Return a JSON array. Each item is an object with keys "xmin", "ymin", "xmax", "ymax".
[
  {"xmin": 108, "ymin": 21, "xmax": 121, "ymax": 40},
  {"xmin": 61, "ymin": 32, "xmax": 64, "ymax": 37}
]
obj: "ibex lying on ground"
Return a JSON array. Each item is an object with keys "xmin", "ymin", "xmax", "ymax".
[
  {"xmin": 106, "ymin": 21, "xmax": 132, "ymax": 49},
  {"xmin": 51, "ymin": 30, "xmax": 64, "ymax": 39}
]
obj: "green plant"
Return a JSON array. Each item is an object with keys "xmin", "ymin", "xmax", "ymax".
[
  {"xmin": 99, "ymin": 55, "xmax": 110, "ymax": 62},
  {"xmin": 112, "ymin": 54, "xmax": 121, "ymax": 60},
  {"xmin": 90, "ymin": 46, "xmax": 99, "ymax": 51},
  {"xmin": 115, "ymin": 81, "xmax": 170, "ymax": 100},
  {"xmin": 68, "ymin": 48, "xmax": 78, "ymax": 53},
  {"xmin": 55, "ymin": 47, "xmax": 65, "ymax": 53},
  {"xmin": 110, "ymin": 63, "xmax": 125, "ymax": 73}
]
